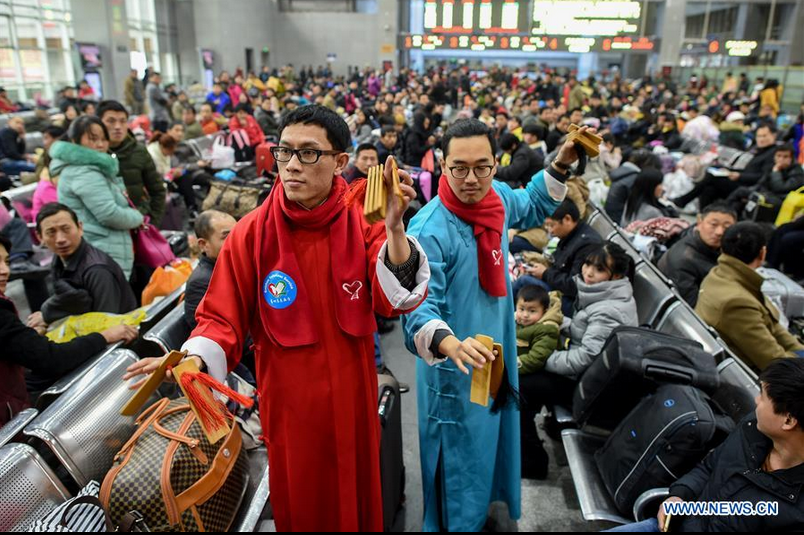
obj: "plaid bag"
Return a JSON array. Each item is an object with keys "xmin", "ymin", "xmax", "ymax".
[{"xmin": 100, "ymin": 398, "xmax": 249, "ymax": 532}]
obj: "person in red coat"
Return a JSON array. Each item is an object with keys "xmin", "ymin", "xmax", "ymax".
[
  {"xmin": 229, "ymin": 103, "xmax": 264, "ymax": 147},
  {"xmin": 125, "ymin": 105, "xmax": 430, "ymax": 531}
]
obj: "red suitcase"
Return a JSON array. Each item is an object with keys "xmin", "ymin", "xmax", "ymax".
[{"xmin": 256, "ymin": 141, "xmax": 276, "ymax": 177}]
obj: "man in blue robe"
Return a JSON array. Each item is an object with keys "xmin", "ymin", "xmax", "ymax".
[{"xmin": 403, "ymin": 119, "xmax": 587, "ymax": 531}]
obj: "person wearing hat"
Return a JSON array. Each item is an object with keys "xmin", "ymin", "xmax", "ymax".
[{"xmin": 720, "ymin": 111, "xmax": 748, "ymax": 149}]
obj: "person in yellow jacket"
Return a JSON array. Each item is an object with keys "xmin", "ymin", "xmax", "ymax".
[{"xmin": 760, "ymin": 79, "xmax": 782, "ymax": 118}]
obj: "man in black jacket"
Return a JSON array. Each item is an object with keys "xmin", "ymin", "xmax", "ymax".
[
  {"xmin": 658, "ymin": 203, "xmax": 737, "ymax": 307},
  {"xmin": 646, "ymin": 112, "xmax": 683, "ymax": 150},
  {"xmin": 184, "ymin": 210, "xmax": 236, "ymax": 330},
  {"xmin": 608, "ymin": 358, "xmax": 804, "ymax": 532},
  {"xmin": 673, "ymin": 123, "xmax": 778, "ymax": 210},
  {"xmin": 25, "ymin": 203, "xmax": 137, "ymax": 331},
  {"xmin": 521, "ymin": 199, "xmax": 603, "ymax": 316},
  {"xmin": 725, "ymin": 144, "xmax": 804, "ymax": 215},
  {"xmin": 184, "ymin": 210, "xmax": 255, "ymax": 379},
  {"xmin": 0, "ymin": 116, "xmax": 36, "ymax": 176},
  {"xmin": 495, "ymin": 133, "xmax": 544, "ymax": 189},
  {"xmin": 0, "ymin": 234, "xmax": 138, "ymax": 425}
]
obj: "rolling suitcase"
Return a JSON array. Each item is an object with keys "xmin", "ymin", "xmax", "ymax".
[
  {"xmin": 573, "ymin": 327, "xmax": 720, "ymax": 429},
  {"xmin": 378, "ymin": 374, "xmax": 404, "ymax": 531}
]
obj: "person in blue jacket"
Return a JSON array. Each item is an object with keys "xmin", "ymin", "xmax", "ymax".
[
  {"xmin": 205, "ymin": 82, "xmax": 231, "ymax": 114},
  {"xmin": 402, "ymin": 119, "xmax": 588, "ymax": 531}
]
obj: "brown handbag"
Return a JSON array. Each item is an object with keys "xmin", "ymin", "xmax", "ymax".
[{"xmin": 100, "ymin": 398, "xmax": 249, "ymax": 532}]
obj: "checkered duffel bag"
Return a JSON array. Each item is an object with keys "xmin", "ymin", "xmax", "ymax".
[{"xmin": 100, "ymin": 396, "xmax": 250, "ymax": 532}]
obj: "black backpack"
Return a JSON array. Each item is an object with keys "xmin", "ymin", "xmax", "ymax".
[
  {"xmin": 573, "ymin": 327, "xmax": 720, "ymax": 429},
  {"xmin": 595, "ymin": 384, "xmax": 734, "ymax": 516}
]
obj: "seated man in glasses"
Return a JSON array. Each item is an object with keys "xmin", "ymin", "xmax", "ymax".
[
  {"xmin": 402, "ymin": 119, "xmax": 584, "ymax": 531},
  {"xmin": 124, "ymin": 105, "xmax": 430, "ymax": 532}
]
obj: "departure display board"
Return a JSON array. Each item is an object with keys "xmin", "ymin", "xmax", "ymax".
[
  {"xmin": 531, "ymin": 0, "xmax": 643, "ymax": 37},
  {"xmin": 409, "ymin": 0, "xmax": 652, "ymax": 53},
  {"xmin": 402, "ymin": 34, "xmax": 655, "ymax": 52},
  {"xmin": 422, "ymin": 0, "xmax": 531, "ymax": 34}
]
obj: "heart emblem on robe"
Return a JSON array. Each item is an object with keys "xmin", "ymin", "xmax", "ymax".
[
  {"xmin": 268, "ymin": 281, "xmax": 286, "ymax": 297},
  {"xmin": 492, "ymin": 249, "xmax": 503, "ymax": 266},
  {"xmin": 343, "ymin": 281, "xmax": 363, "ymax": 301}
]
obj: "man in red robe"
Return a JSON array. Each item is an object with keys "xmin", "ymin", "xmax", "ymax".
[{"xmin": 125, "ymin": 105, "xmax": 430, "ymax": 531}]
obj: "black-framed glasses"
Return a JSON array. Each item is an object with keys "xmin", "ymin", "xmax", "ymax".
[
  {"xmin": 448, "ymin": 165, "xmax": 494, "ymax": 180},
  {"xmin": 270, "ymin": 146, "xmax": 343, "ymax": 165}
]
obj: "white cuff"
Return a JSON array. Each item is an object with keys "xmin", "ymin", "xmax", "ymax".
[
  {"xmin": 543, "ymin": 167, "xmax": 569, "ymax": 202},
  {"xmin": 181, "ymin": 336, "xmax": 228, "ymax": 382},
  {"xmin": 414, "ymin": 319, "xmax": 452, "ymax": 366},
  {"xmin": 375, "ymin": 235, "xmax": 430, "ymax": 311}
]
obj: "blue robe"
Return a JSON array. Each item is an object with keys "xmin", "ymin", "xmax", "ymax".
[{"xmin": 403, "ymin": 170, "xmax": 565, "ymax": 531}]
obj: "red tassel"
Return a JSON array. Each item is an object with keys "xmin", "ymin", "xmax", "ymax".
[
  {"xmin": 192, "ymin": 373, "xmax": 255, "ymax": 409},
  {"xmin": 344, "ymin": 178, "xmax": 368, "ymax": 208},
  {"xmin": 177, "ymin": 370, "xmax": 255, "ymax": 434}
]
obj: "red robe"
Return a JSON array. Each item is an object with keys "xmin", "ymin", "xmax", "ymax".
[{"xmin": 189, "ymin": 197, "xmax": 423, "ymax": 531}]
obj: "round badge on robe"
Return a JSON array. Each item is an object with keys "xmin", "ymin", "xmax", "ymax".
[{"xmin": 262, "ymin": 270, "xmax": 298, "ymax": 309}]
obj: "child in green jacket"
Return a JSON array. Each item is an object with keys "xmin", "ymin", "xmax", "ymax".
[{"xmin": 515, "ymin": 285, "xmax": 563, "ymax": 375}]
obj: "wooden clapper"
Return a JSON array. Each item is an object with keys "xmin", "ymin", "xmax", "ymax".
[
  {"xmin": 364, "ymin": 158, "xmax": 405, "ymax": 224},
  {"xmin": 121, "ymin": 350, "xmax": 230, "ymax": 444},
  {"xmin": 567, "ymin": 124, "xmax": 603, "ymax": 158},
  {"xmin": 470, "ymin": 335, "xmax": 505, "ymax": 407}
]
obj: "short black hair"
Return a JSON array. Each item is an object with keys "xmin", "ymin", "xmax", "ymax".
[
  {"xmin": 760, "ymin": 358, "xmax": 804, "ymax": 426},
  {"xmin": 234, "ymin": 103, "xmax": 251, "ymax": 114},
  {"xmin": 200, "ymin": 102, "xmax": 213, "ymax": 111},
  {"xmin": 43, "ymin": 125, "xmax": 66, "ymax": 139},
  {"xmin": 700, "ymin": 202, "xmax": 738, "ymax": 221},
  {"xmin": 775, "ymin": 143, "xmax": 795, "ymax": 157},
  {"xmin": 549, "ymin": 199, "xmax": 581, "ymax": 222},
  {"xmin": 380, "ymin": 125, "xmax": 396, "ymax": 137},
  {"xmin": 755, "ymin": 121, "xmax": 777, "ymax": 134},
  {"xmin": 441, "ymin": 119, "xmax": 497, "ymax": 160},
  {"xmin": 539, "ymin": 106, "xmax": 553, "ymax": 115},
  {"xmin": 183, "ymin": 105, "xmax": 196, "ymax": 115},
  {"xmin": 68, "ymin": 115, "xmax": 109, "ymax": 145},
  {"xmin": 0, "ymin": 233, "xmax": 11, "ymax": 254},
  {"xmin": 355, "ymin": 143, "xmax": 378, "ymax": 157},
  {"xmin": 516, "ymin": 284, "xmax": 550, "ymax": 310},
  {"xmin": 35, "ymin": 202, "xmax": 79, "ymax": 233},
  {"xmin": 499, "ymin": 133, "xmax": 521, "ymax": 151},
  {"xmin": 522, "ymin": 123, "xmax": 546, "ymax": 140},
  {"xmin": 721, "ymin": 221, "xmax": 767, "ymax": 264},
  {"xmin": 194, "ymin": 210, "xmax": 231, "ymax": 241},
  {"xmin": 569, "ymin": 107, "xmax": 583, "ymax": 115},
  {"xmin": 97, "ymin": 100, "xmax": 129, "ymax": 120},
  {"xmin": 278, "ymin": 105, "xmax": 351, "ymax": 152}
]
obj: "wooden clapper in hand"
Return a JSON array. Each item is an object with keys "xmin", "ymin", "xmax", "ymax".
[
  {"xmin": 567, "ymin": 124, "xmax": 603, "ymax": 157},
  {"xmin": 121, "ymin": 350, "xmax": 241, "ymax": 444},
  {"xmin": 364, "ymin": 158, "xmax": 405, "ymax": 224},
  {"xmin": 470, "ymin": 335, "xmax": 505, "ymax": 407}
]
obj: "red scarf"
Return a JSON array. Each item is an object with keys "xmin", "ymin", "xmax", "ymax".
[
  {"xmin": 254, "ymin": 176, "xmax": 376, "ymax": 347},
  {"xmin": 438, "ymin": 179, "xmax": 507, "ymax": 297}
]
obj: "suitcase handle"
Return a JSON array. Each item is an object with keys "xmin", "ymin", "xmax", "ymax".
[
  {"xmin": 378, "ymin": 386, "xmax": 396, "ymax": 428},
  {"xmin": 643, "ymin": 347, "xmax": 694, "ymax": 365},
  {"xmin": 642, "ymin": 359, "xmax": 697, "ymax": 384}
]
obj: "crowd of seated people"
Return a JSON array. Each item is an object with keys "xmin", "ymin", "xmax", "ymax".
[{"xmin": 0, "ymin": 64, "xmax": 802, "ymax": 533}]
